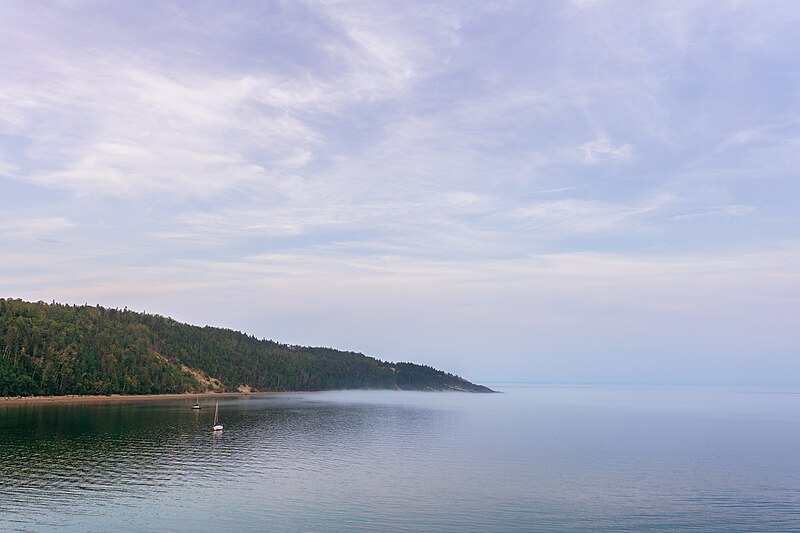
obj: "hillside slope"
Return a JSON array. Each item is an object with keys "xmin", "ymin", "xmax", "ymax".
[{"xmin": 0, "ymin": 298, "xmax": 493, "ymax": 396}]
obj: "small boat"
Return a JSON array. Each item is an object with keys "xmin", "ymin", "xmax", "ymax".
[
  {"xmin": 212, "ymin": 401, "xmax": 223, "ymax": 431},
  {"xmin": 192, "ymin": 395, "xmax": 201, "ymax": 409}
]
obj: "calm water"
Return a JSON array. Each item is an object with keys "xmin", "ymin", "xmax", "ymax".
[{"xmin": 1, "ymin": 385, "xmax": 800, "ymax": 532}]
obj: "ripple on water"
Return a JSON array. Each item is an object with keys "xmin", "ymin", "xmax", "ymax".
[{"xmin": 2, "ymin": 389, "xmax": 800, "ymax": 532}]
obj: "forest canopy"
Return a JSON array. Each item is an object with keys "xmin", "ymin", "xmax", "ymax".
[{"xmin": 0, "ymin": 298, "xmax": 493, "ymax": 397}]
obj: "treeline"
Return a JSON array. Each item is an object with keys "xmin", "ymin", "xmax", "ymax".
[{"xmin": 0, "ymin": 299, "xmax": 493, "ymax": 397}]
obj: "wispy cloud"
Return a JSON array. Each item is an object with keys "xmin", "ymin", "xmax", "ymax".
[
  {"xmin": 507, "ymin": 198, "xmax": 662, "ymax": 235},
  {"xmin": 1, "ymin": 0, "xmax": 799, "ymax": 383},
  {"xmin": 577, "ymin": 137, "xmax": 634, "ymax": 164},
  {"xmin": 0, "ymin": 1, "xmax": 462, "ymax": 198},
  {"xmin": 0, "ymin": 216, "xmax": 76, "ymax": 241},
  {"xmin": 9, "ymin": 242, "xmax": 798, "ymax": 381},
  {"xmin": 671, "ymin": 204, "xmax": 756, "ymax": 222}
]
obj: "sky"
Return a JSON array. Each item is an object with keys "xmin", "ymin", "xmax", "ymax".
[{"xmin": 1, "ymin": 0, "xmax": 798, "ymax": 385}]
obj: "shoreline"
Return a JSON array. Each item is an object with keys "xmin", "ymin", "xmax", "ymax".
[{"xmin": 0, "ymin": 391, "xmax": 293, "ymax": 406}]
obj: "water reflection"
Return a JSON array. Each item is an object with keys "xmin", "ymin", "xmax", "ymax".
[{"xmin": 2, "ymin": 388, "xmax": 800, "ymax": 532}]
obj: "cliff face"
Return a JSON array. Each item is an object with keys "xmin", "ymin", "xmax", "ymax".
[{"xmin": 0, "ymin": 298, "xmax": 493, "ymax": 396}]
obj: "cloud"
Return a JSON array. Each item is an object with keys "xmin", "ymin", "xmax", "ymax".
[
  {"xmin": 577, "ymin": 137, "xmax": 634, "ymax": 164},
  {"xmin": 2, "ymin": 64, "xmax": 321, "ymax": 196},
  {"xmin": 315, "ymin": 0, "xmax": 462, "ymax": 96},
  {"xmin": 0, "ymin": 1, "xmax": 464, "ymax": 198},
  {"xmin": 6, "ymin": 242, "xmax": 798, "ymax": 382},
  {"xmin": 671, "ymin": 204, "xmax": 756, "ymax": 222},
  {"xmin": 0, "ymin": 216, "xmax": 76, "ymax": 241},
  {"xmin": 506, "ymin": 196, "xmax": 667, "ymax": 236},
  {"xmin": 1, "ymin": 1, "xmax": 799, "ymax": 383}
]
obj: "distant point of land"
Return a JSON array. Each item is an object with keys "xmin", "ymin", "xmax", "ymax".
[{"xmin": 0, "ymin": 298, "xmax": 494, "ymax": 398}]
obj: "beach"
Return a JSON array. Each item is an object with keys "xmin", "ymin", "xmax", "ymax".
[{"xmin": 0, "ymin": 391, "xmax": 287, "ymax": 406}]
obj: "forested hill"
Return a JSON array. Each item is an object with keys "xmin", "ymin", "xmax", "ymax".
[{"xmin": 0, "ymin": 298, "xmax": 493, "ymax": 396}]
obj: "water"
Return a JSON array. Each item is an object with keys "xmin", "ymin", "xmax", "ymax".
[{"xmin": 1, "ymin": 385, "xmax": 800, "ymax": 532}]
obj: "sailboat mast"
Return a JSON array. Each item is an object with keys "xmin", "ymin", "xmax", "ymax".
[{"xmin": 211, "ymin": 400, "xmax": 223, "ymax": 431}]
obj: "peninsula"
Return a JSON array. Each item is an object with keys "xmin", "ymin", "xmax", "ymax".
[{"xmin": 0, "ymin": 298, "xmax": 493, "ymax": 397}]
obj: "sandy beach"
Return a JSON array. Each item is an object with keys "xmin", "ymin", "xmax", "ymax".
[{"xmin": 0, "ymin": 391, "xmax": 290, "ymax": 406}]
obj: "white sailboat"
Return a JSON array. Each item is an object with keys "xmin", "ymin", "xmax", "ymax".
[
  {"xmin": 192, "ymin": 395, "xmax": 201, "ymax": 409},
  {"xmin": 212, "ymin": 401, "xmax": 223, "ymax": 431}
]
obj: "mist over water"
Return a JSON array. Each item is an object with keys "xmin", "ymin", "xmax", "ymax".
[{"xmin": 2, "ymin": 386, "xmax": 800, "ymax": 532}]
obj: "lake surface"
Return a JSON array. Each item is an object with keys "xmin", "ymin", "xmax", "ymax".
[{"xmin": 1, "ymin": 385, "xmax": 800, "ymax": 532}]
